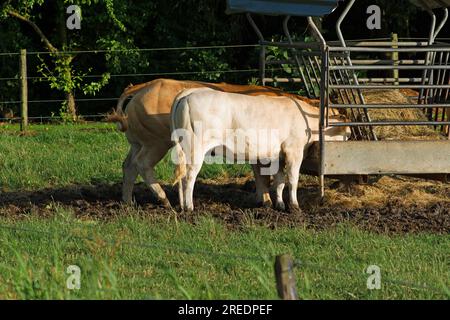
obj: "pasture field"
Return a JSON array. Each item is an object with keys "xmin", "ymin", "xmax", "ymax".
[{"xmin": 0, "ymin": 123, "xmax": 449, "ymax": 300}]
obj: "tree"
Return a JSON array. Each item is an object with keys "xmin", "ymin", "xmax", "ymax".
[{"xmin": 0, "ymin": 0, "xmax": 137, "ymax": 120}]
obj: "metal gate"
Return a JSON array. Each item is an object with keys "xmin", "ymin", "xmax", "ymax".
[{"xmin": 227, "ymin": 0, "xmax": 450, "ymax": 196}]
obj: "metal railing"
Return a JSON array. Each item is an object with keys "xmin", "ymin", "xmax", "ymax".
[{"xmin": 324, "ymin": 45, "xmax": 450, "ymax": 130}]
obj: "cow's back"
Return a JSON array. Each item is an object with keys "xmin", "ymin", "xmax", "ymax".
[
  {"xmin": 124, "ymin": 78, "xmax": 321, "ymax": 147},
  {"xmin": 125, "ymin": 79, "xmax": 205, "ymax": 146}
]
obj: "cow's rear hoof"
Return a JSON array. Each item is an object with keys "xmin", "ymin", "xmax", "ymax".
[
  {"xmin": 275, "ymin": 202, "xmax": 286, "ymax": 212},
  {"xmin": 257, "ymin": 200, "xmax": 273, "ymax": 208},
  {"xmin": 289, "ymin": 204, "xmax": 302, "ymax": 214},
  {"xmin": 160, "ymin": 198, "xmax": 172, "ymax": 209}
]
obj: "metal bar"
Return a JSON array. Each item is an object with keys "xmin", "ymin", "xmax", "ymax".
[
  {"xmin": 435, "ymin": 52, "xmax": 450, "ymax": 104},
  {"xmin": 307, "ymin": 15, "xmax": 327, "ymax": 198},
  {"xmin": 330, "ymin": 103, "xmax": 450, "ymax": 109},
  {"xmin": 263, "ymin": 78, "xmax": 302, "ymax": 83},
  {"xmin": 332, "ymin": 59, "xmax": 426, "ymax": 65},
  {"xmin": 264, "ymin": 77, "xmax": 303, "ymax": 83},
  {"xmin": 330, "ymin": 65, "xmax": 450, "ymax": 70},
  {"xmin": 328, "ymin": 41, "xmax": 431, "ymax": 47},
  {"xmin": 330, "ymin": 121, "xmax": 450, "ymax": 127},
  {"xmin": 432, "ymin": 8, "xmax": 449, "ymax": 43},
  {"xmin": 307, "ymin": 56, "xmax": 322, "ymax": 96},
  {"xmin": 332, "ymin": 56, "xmax": 364, "ymax": 139},
  {"xmin": 266, "ymin": 77, "xmax": 429, "ymax": 84},
  {"xmin": 331, "ymin": 84, "xmax": 450, "ymax": 89},
  {"xmin": 300, "ymin": 54, "xmax": 317, "ymax": 96},
  {"xmin": 357, "ymin": 78, "xmax": 428, "ymax": 83},
  {"xmin": 261, "ymin": 41, "xmax": 321, "ymax": 49},
  {"xmin": 329, "ymin": 47, "xmax": 450, "ymax": 53},
  {"xmin": 260, "ymin": 45, "xmax": 266, "ymax": 86},
  {"xmin": 246, "ymin": 14, "xmax": 264, "ymax": 42},
  {"xmin": 307, "ymin": 18, "xmax": 326, "ymax": 47},
  {"xmin": 282, "ymin": 16, "xmax": 314, "ymax": 98},
  {"xmin": 420, "ymin": 9, "xmax": 438, "ymax": 105},
  {"xmin": 319, "ymin": 48, "xmax": 328, "ymax": 199},
  {"xmin": 335, "ymin": 0, "xmax": 376, "ymax": 141}
]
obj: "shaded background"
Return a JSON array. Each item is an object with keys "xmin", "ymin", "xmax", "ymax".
[{"xmin": 0, "ymin": 0, "xmax": 448, "ymax": 118}]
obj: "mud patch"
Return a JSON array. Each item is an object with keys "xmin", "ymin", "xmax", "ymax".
[{"xmin": 0, "ymin": 177, "xmax": 448, "ymax": 234}]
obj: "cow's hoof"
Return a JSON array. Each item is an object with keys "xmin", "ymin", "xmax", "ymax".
[
  {"xmin": 275, "ymin": 202, "xmax": 286, "ymax": 212},
  {"xmin": 289, "ymin": 204, "xmax": 302, "ymax": 214},
  {"xmin": 257, "ymin": 200, "xmax": 273, "ymax": 208},
  {"xmin": 160, "ymin": 198, "xmax": 172, "ymax": 209},
  {"xmin": 263, "ymin": 200, "xmax": 273, "ymax": 208}
]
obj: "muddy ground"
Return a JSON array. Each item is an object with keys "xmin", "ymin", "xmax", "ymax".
[{"xmin": 0, "ymin": 176, "xmax": 448, "ymax": 234}]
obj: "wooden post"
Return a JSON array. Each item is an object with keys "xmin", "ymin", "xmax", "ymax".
[
  {"xmin": 274, "ymin": 254, "xmax": 298, "ymax": 300},
  {"xmin": 20, "ymin": 49, "xmax": 28, "ymax": 131},
  {"xmin": 391, "ymin": 33, "xmax": 399, "ymax": 86}
]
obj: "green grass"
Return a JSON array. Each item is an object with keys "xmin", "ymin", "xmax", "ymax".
[
  {"xmin": 0, "ymin": 124, "xmax": 449, "ymax": 300},
  {"xmin": 0, "ymin": 123, "xmax": 251, "ymax": 191},
  {"xmin": 0, "ymin": 209, "xmax": 448, "ymax": 300}
]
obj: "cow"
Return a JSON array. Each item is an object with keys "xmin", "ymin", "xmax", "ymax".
[
  {"xmin": 108, "ymin": 78, "xmax": 320, "ymax": 208},
  {"xmin": 171, "ymin": 88, "xmax": 350, "ymax": 212}
]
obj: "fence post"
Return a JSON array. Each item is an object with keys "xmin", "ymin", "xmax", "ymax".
[
  {"xmin": 274, "ymin": 254, "xmax": 299, "ymax": 300},
  {"xmin": 20, "ymin": 49, "xmax": 28, "ymax": 131},
  {"xmin": 391, "ymin": 33, "xmax": 399, "ymax": 86}
]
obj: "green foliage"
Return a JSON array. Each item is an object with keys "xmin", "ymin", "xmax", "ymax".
[{"xmin": 0, "ymin": 0, "xmax": 435, "ymax": 117}]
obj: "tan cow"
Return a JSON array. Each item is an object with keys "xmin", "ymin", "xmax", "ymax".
[
  {"xmin": 109, "ymin": 78, "xmax": 319, "ymax": 207},
  {"xmin": 171, "ymin": 88, "xmax": 350, "ymax": 212}
]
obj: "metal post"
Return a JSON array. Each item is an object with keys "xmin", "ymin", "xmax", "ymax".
[
  {"xmin": 283, "ymin": 16, "xmax": 314, "ymax": 98},
  {"xmin": 308, "ymin": 16, "xmax": 328, "ymax": 198},
  {"xmin": 419, "ymin": 9, "xmax": 437, "ymax": 107},
  {"xmin": 391, "ymin": 33, "xmax": 399, "ymax": 86},
  {"xmin": 336, "ymin": 0, "xmax": 377, "ymax": 141},
  {"xmin": 260, "ymin": 45, "xmax": 266, "ymax": 85},
  {"xmin": 20, "ymin": 49, "xmax": 28, "ymax": 131},
  {"xmin": 319, "ymin": 50, "xmax": 329, "ymax": 199},
  {"xmin": 246, "ymin": 14, "xmax": 267, "ymax": 86}
]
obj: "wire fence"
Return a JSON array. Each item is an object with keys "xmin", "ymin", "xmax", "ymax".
[
  {"xmin": 0, "ymin": 44, "xmax": 260, "ymax": 57},
  {"xmin": 0, "ymin": 222, "xmax": 446, "ymax": 299},
  {"xmin": 0, "ymin": 44, "xmax": 267, "ymax": 123}
]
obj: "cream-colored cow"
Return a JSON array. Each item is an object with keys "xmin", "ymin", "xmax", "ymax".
[{"xmin": 172, "ymin": 88, "xmax": 350, "ymax": 212}]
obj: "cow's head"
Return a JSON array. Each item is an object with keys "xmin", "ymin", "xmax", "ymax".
[{"xmin": 325, "ymin": 114, "xmax": 351, "ymax": 141}]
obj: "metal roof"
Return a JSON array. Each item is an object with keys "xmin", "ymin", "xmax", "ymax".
[
  {"xmin": 410, "ymin": 0, "xmax": 450, "ymax": 10},
  {"xmin": 226, "ymin": 0, "xmax": 341, "ymax": 17}
]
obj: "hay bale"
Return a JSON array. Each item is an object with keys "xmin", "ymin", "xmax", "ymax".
[{"xmin": 362, "ymin": 89, "xmax": 444, "ymax": 140}]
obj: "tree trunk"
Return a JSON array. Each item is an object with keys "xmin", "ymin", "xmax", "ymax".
[
  {"xmin": 63, "ymin": 56, "xmax": 77, "ymax": 121},
  {"xmin": 66, "ymin": 91, "xmax": 76, "ymax": 120},
  {"xmin": 57, "ymin": 3, "xmax": 77, "ymax": 121}
]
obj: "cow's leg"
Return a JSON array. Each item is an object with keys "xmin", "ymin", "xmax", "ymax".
[
  {"xmin": 122, "ymin": 143, "xmax": 141, "ymax": 204},
  {"xmin": 273, "ymin": 169, "xmax": 286, "ymax": 211},
  {"xmin": 178, "ymin": 177, "xmax": 186, "ymax": 211},
  {"xmin": 184, "ymin": 162, "xmax": 203, "ymax": 212},
  {"xmin": 184, "ymin": 141, "xmax": 217, "ymax": 211},
  {"xmin": 271, "ymin": 157, "xmax": 287, "ymax": 211},
  {"xmin": 134, "ymin": 146, "xmax": 171, "ymax": 208},
  {"xmin": 285, "ymin": 153, "xmax": 303, "ymax": 213},
  {"xmin": 252, "ymin": 164, "xmax": 272, "ymax": 207}
]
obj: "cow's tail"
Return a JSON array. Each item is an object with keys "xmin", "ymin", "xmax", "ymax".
[
  {"xmin": 171, "ymin": 93, "xmax": 193, "ymax": 187},
  {"xmin": 106, "ymin": 88, "xmax": 134, "ymax": 132},
  {"xmin": 107, "ymin": 82, "xmax": 153, "ymax": 132}
]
